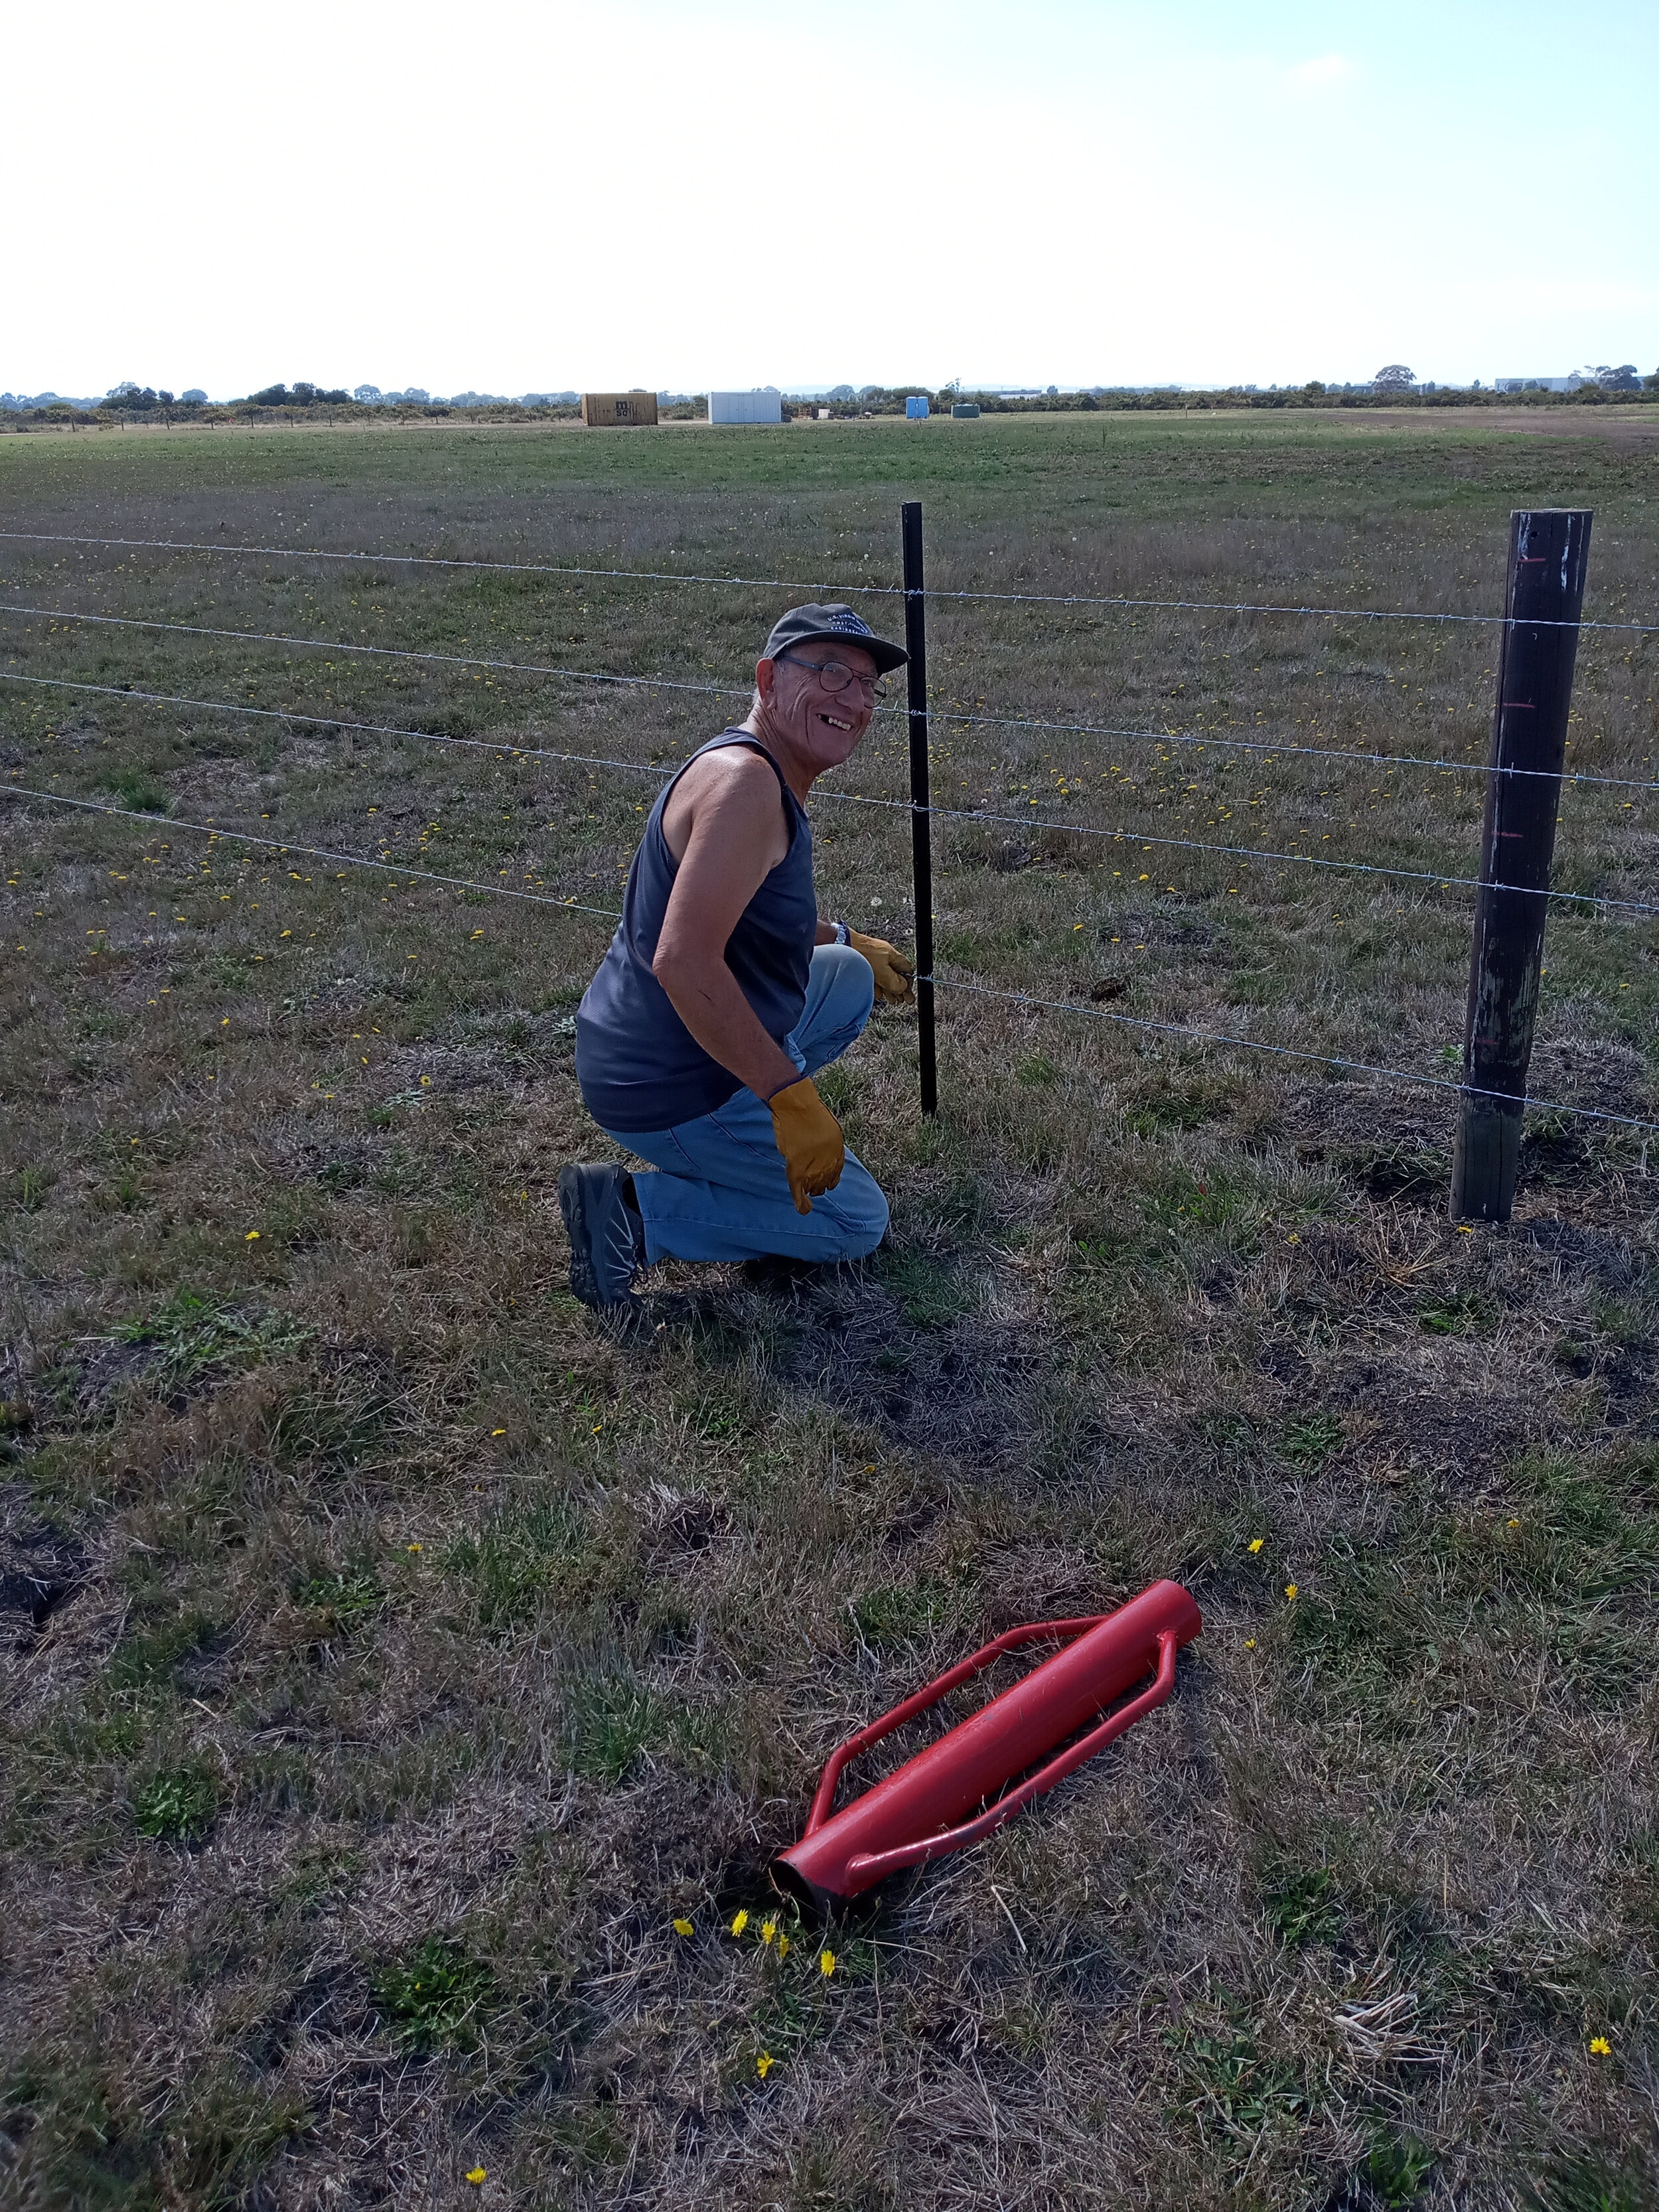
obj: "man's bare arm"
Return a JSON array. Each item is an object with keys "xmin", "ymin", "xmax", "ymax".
[{"xmin": 652, "ymin": 757, "xmax": 800, "ymax": 1101}]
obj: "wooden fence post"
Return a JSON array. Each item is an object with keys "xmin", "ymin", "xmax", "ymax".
[
  {"xmin": 901, "ymin": 500, "xmax": 938, "ymax": 1116},
  {"xmin": 1450, "ymin": 508, "xmax": 1593, "ymax": 1221}
]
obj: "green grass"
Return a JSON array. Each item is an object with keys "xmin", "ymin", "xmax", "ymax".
[
  {"xmin": 1258, "ymin": 1861, "xmax": 1341, "ymax": 1949},
  {"xmin": 370, "ymin": 1935, "xmax": 496, "ymax": 2055},
  {"xmin": 1358, "ymin": 2128, "xmax": 1437, "ymax": 2206},
  {"xmin": 113, "ymin": 1286, "xmax": 311, "ymax": 1383},
  {"xmin": 1, "ymin": 408, "xmax": 1656, "ymax": 2210},
  {"xmin": 96, "ymin": 763, "xmax": 171, "ymax": 814},
  {"xmin": 131, "ymin": 1759, "xmax": 219, "ymax": 1842}
]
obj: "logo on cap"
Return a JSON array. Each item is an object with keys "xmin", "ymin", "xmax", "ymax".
[{"xmin": 828, "ymin": 611, "xmax": 873, "ymax": 636}]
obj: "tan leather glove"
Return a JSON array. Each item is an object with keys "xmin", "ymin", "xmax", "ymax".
[
  {"xmin": 848, "ymin": 928, "xmax": 915, "ymax": 1002},
  {"xmin": 767, "ymin": 1076, "xmax": 845, "ymax": 1215}
]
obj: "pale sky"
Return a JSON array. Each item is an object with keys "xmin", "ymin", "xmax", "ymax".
[{"xmin": 7, "ymin": 0, "xmax": 1656, "ymax": 399}]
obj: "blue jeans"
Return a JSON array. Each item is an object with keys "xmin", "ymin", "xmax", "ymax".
[{"xmin": 601, "ymin": 943, "xmax": 889, "ymax": 1266}]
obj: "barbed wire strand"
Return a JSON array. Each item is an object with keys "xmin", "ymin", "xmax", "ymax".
[
  {"xmin": 0, "ymin": 781, "xmax": 622, "ymax": 919},
  {"xmin": 3, "ymin": 771, "xmax": 1647, "ymax": 1140},
  {"xmin": 926, "ymin": 701, "xmax": 1659, "ymax": 794},
  {"xmin": 0, "ymin": 599, "xmax": 749, "ymax": 705},
  {"xmin": 7, "ymin": 668, "xmax": 1654, "ymax": 919},
  {"xmin": 926, "ymin": 974, "xmax": 1659, "ymax": 1135},
  {"xmin": 0, "ymin": 670, "xmax": 683, "ymax": 788},
  {"xmin": 831, "ymin": 787, "xmax": 1659, "ymax": 917},
  {"xmin": 2, "ymin": 527, "xmax": 1656, "ymax": 636},
  {"xmin": 7, "ymin": 597, "xmax": 1656, "ymax": 794}
]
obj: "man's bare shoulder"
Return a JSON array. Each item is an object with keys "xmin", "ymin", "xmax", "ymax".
[
  {"xmin": 674, "ymin": 742, "xmax": 779, "ymax": 811},
  {"xmin": 662, "ymin": 739, "xmax": 789, "ymax": 866}
]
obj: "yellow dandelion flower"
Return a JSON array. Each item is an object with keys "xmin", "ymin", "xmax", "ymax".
[
  {"xmin": 466, "ymin": 2169, "xmax": 487, "ymax": 2186},
  {"xmin": 730, "ymin": 1909, "xmax": 749, "ymax": 1937},
  {"xmin": 1589, "ymin": 2035, "xmax": 1612, "ymax": 2057},
  {"xmin": 407, "ymin": 1542, "xmax": 423, "ymax": 1553},
  {"xmin": 1248, "ymin": 1537, "xmax": 1263, "ymax": 1554},
  {"xmin": 819, "ymin": 1949, "xmax": 836, "ymax": 1977},
  {"xmin": 245, "ymin": 1230, "xmax": 261, "ymax": 1241},
  {"xmin": 776, "ymin": 1934, "xmax": 790, "ymax": 1961},
  {"xmin": 1285, "ymin": 1583, "xmax": 1298, "ymax": 1601},
  {"xmin": 756, "ymin": 2053, "xmax": 774, "ymax": 2079},
  {"xmin": 1244, "ymin": 1637, "xmax": 1256, "ymax": 1649},
  {"xmin": 490, "ymin": 1428, "xmax": 506, "ymax": 1437},
  {"xmin": 672, "ymin": 1917, "xmax": 693, "ymax": 1937},
  {"xmin": 760, "ymin": 1919, "xmax": 776, "ymax": 1947}
]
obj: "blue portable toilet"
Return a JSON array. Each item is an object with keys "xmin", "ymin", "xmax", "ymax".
[{"xmin": 904, "ymin": 394, "xmax": 930, "ymax": 420}]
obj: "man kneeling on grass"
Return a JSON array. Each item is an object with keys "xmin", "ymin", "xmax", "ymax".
[{"xmin": 559, "ymin": 604, "xmax": 916, "ymax": 1310}]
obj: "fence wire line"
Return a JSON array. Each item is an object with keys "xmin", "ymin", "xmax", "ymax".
[
  {"xmin": 3, "ymin": 527, "xmax": 1656, "ymax": 636},
  {"xmin": 925, "ymin": 701, "xmax": 1659, "ymax": 794},
  {"xmin": 3, "ymin": 774, "xmax": 1646, "ymax": 1140},
  {"xmin": 0, "ymin": 670, "xmax": 684, "ymax": 789},
  {"xmin": 833, "ymin": 787, "xmax": 1659, "ymax": 917},
  {"xmin": 7, "ymin": 668, "xmax": 1656, "ymax": 919},
  {"xmin": 0, "ymin": 599, "xmax": 751, "ymax": 707},
  {"xmin": 926, "ymin": 975, "xmax": 1659, "ymax": 1136},
  {"xmin": 7, "ymin": 597, "xmax": 1657, "ymax": 794},
  {"xmin": 0, "ymin": 782, "xmax": 623, "ymax": 919}
]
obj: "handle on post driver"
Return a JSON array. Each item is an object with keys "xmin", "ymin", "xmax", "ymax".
[
  {"xmin": 804, "ymin": 1617, "xmax": 1106, "ymax": 1838},
  {"xmin": 842, "ymin": 1629, "xmax": 1181, "ymax": 1886}
]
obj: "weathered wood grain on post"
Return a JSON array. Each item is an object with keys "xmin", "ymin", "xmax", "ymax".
[{"xmin": 1450, "ymin": 508, "xmax": 1593, "ymax": 1222}]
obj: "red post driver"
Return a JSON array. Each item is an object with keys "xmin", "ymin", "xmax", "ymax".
[{"xmin": 774, "ymin": 1578, "xmax": 1202, "ymax": 1910}]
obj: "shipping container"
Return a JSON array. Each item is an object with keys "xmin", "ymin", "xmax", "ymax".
[
  {"xmin": 580, "ymin": 391, "xmax": 660, "ymax": 427},
  {"xmin": 950, "ymin": 402, "xmax": 980, "ymax": 419},
  {"xmin": 709, "ymin": 390, "xmax": 783, "ymax": 425}
]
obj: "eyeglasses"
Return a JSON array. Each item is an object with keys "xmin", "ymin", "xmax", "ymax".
[{"xmin": 776, "ymin": 651, "xmax": 888, "ymax": 701}]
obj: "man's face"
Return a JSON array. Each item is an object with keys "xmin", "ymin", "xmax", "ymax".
[{"xmin": 756, "ymin": 641, "xmax": 881, "ymax": 771}]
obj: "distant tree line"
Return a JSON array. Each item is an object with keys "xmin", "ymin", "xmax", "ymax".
[{"xmin": 4, "ymin": 366, "xmax": 1656, "ymax": 432}]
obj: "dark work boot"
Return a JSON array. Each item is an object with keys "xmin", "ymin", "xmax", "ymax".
[{"xmin": 558, "ymin": 1163, "xmax": 646, "ymax": 1309}]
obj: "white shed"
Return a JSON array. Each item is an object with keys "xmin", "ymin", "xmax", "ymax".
[{"xmin": 708, "ymin": 389, "xmax": 783, "ymax": 425}]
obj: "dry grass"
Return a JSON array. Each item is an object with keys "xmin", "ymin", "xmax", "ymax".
[{"xmin": 1, "ymin": 410, "xmax": 1656, "ymax": 2211}]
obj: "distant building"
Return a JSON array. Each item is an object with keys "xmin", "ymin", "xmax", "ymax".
[
  {"xmin": 708, "ymin": 390, "xmax": 782, "ymax": 425},
  {"xmin": 581, "ymin": 391, "xmax": 659, "ymax": 427},
  {"xmin": 1494, "ymin": 376, "xmax": 1583, "ymax": 394}
]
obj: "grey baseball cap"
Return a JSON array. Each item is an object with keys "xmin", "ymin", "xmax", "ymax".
[{"xmin": 762, "ymin": 601, "xmax": 908, "ymax": 676}]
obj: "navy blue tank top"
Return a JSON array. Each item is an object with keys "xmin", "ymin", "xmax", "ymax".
[{"xmin": 575, "ymin": 731, "xmax": 816, "ymax": 1132}]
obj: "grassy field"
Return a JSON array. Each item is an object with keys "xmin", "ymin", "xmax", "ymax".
[{"xmin": 1, "ymin": 409, "xmax": 1656, "ymax": 2212}]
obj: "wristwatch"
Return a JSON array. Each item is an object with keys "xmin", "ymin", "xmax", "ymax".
[{"xmin": 831, "ymin": 920, "xmax": 851, "ymax": 945}]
